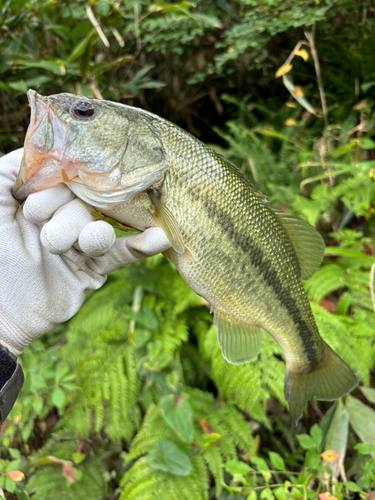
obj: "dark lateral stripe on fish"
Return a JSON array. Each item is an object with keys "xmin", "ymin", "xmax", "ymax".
[{"xmin": 185, "ymin": 187, "xmax": 320, "ymax": 369}]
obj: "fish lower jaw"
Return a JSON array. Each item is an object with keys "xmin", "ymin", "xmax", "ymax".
[{"xmin": 13, "ymin": 150, "xmax": 79, "ymax": 200}]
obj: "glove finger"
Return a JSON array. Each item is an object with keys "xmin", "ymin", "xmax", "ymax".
[
  {"xmin": 23, "ymin": 184, "xmax": 75, "ymax": 223},
  {"xmin": 41, "ymin": 198, "xmax": 95, "ymax": 254},
  {"xmin": 90, "ymin": 227, "xmax": 171, "ymax": 275},
  {"xmin": 0, "ymin": 149, "xmax": 23, "ymax": 215},
  {"xmin": 78, "ymin": 221, "xmax": 116, "ymax": 257}
]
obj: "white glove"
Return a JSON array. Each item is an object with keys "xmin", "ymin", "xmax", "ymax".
[{"xmin": 0, "ymin": 149, "xmax": 171, "ymax": 356}]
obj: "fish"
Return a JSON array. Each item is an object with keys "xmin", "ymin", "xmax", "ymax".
[{"xmin": 13, "ymin": 89, "xmax": 358, "ymax": 424}]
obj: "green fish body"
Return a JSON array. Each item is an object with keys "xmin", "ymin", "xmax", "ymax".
[{"xmin": 14, "ymin": 90, "xmax": 358, "ymax": 423}]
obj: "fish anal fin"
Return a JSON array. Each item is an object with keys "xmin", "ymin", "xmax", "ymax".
[
  {"xmin": 274, "ymin": 210, "xmax": 325, "ymax": 280},
  {"xmin": 148, "ymin": 191, "xmax": 184, "ymax": 254},
  {"xmin": 213, "ymin": 310, "xmax": 263, "ymax": 365},
  {"xmin": 284, "ymin": 342, "xmax": 358, "ymax": 425}
]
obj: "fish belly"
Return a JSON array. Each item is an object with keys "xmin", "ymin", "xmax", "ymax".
[{"xmin": 100, "ymin": 191, "xmax": 159, "ymax": 231}]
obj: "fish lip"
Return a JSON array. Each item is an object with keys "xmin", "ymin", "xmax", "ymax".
[
  {"xmin": 12, "ymin": 89, "xmax": 76, "ymax": 200},
  {"xmin": 13, "ymin": 89, "xmax": 38, "ymax": 199}
]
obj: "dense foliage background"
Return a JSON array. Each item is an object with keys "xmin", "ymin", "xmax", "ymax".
[{"xmin": 0, "ymin": 0, "xmax": 375, "ymax": 498}]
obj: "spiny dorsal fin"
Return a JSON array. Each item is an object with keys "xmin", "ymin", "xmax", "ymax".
[
  {"xmin": 149, "ymin": 191, "xmax": 185, "ymax": 254},
  {"xmin": 274, "ymin": 210, "xmax": 325, "ymax": 280},
  {"xmin": 213, "ymin": 309, "xmax": 263, "ymax": 365}
]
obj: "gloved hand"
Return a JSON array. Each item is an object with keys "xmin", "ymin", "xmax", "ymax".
[{"xmin": 0, "ymin": 149, "xmax": 171, "ymax": 356}]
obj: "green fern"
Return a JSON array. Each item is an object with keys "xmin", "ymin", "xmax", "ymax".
[
  {"xmin": 121, "ymin": 389, "xmax": 254, "ymax": 499},
  {"xmin": 120, "ymin": 455, "xmax": 208, "ymax": 500},
  {"xmin": 26, "ymin": 460, "xmax": 108, "ymax": 500},
  {"xmin": 198, "ymin": 325, "xmax": 285, "ymax": 427}
]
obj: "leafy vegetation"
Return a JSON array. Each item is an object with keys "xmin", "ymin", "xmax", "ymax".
[{"xmin": 0, "ymin": 0, "xmax": 375, "ymax": 499}]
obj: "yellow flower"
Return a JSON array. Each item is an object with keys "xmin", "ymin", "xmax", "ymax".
[
  {"xmin": 284, "ymin": 118, "xmax": 296, "ymax": 126},
  {"xmin": 295, "ymin": 49, "xmax": 309, "ymax": 61},
  {"xmin": 275, "ymin": 63, "xmax": 293, "ymax": 78}
]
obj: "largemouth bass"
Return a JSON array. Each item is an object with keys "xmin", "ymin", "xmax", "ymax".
[{"xmin": 13, "ymin": 90, "xmax": 358, "ymax": 423}]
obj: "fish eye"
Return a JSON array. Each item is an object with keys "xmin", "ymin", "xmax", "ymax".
[{"xmin": 71, "ymin": 101, "xmax": 95, "ymax": 120}]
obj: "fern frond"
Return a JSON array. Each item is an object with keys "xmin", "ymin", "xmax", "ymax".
[
  {"xmin": 198, "ymin": 326, "xmax": 285, "ymax": 426},
  {"xmin": 201, "ymin": 445, "xmax": 223, "ymax": 497},
  {"xmin": 26, "ymin": 461, "xmax": 108, "ymax": 500},
  {"xmin": 120, "ymin": 455, "xmax": 208, "ymax": 500}
]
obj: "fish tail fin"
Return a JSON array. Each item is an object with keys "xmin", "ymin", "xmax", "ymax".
[{"xmin": 284, "ymin": 342, "xmax": 358, "ymax": 425}]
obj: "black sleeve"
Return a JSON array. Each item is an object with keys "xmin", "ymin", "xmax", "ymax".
[{"xmin": 0, "ymin": 346, "xmax": 24, "ymax": 425}]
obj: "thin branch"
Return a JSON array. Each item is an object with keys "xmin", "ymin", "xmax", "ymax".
[
  {"xmin": 86, "ymin": 5, "xmax": 110, "ymax": 48},
  {"xmin": 283, "ymin": 39, "xmax": 309, "ymax": 68},
  {"xmin": 305, "ymin": 31, "xmax": 328, "ymax": 127}
]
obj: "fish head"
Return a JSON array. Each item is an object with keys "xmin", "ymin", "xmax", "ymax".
[{"xmin": 13, "ymin": 90, "xmax": 168, "ymax": 204}]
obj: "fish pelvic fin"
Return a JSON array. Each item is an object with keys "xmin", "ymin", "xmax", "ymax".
[
  {"xmin": 284, "ymin": 342, "xmax": 358, "ymax": 425},
  {"xmin": 148, "ymin": 191, "xmax": 185, "ymax": 254},
  {"xmin": 214, "ymin": 310, "xmax": 263, "ymax": 365}
]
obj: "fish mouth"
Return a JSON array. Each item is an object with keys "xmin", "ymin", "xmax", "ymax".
[{"xmin": 13, "ymin": 89, "xmax": 79, "ymax": 200}]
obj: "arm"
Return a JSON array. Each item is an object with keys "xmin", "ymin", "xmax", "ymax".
[{"xmin": 0, "ymin": 149, "xmax": 171, "ymax": 424}]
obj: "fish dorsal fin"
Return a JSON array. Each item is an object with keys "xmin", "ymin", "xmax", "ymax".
[
  {"xmin": 149, "ymin": 191, "xmax": 185, "ymax": 254},
  {"xmin": 213, "ymin": 309, "xmax": 263, "ymax": 365},
  {"xmin": 274, "ymin": 210, "xmax": 325, "ymax": 280}
]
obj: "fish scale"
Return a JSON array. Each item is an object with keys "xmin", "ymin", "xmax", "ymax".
[
  {"xmin": 13, "ymin": 90, "xmax": 359, "ymax": 423},
  {"xmin": 161, "ymin": 133, "xmax": 316, "ymax": 348}
]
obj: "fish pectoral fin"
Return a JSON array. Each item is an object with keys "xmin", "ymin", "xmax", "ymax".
[
  {"xmin": 148, "ymin": 191, "xmax": 184, "ymax": 254},
  {"xmin": 273, "ymin": 210, "xmax": 325, "ymax": 280},
  {"xmin": 214, "ymin": 310, "xmax": 263, "ymax": 365},
  {"xmin": 284, "ymin": 342, "xmax": 358, "ymax": 425}
]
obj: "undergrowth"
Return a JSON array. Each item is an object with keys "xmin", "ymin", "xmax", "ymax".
[{"xmin": 1, "ymin": 1, "xmax": 375, "ymax": 499}]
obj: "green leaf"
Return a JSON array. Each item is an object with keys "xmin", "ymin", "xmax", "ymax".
[
  {"xmin": 8, "ymin": 81, "xmax": 27, "ymax": 93},
  {"xmin": 324, "ymin": 403, "xmax": 349, "ymax": 462},
  {"xmin": 268, "ymin": 452, "xmax": 285, "ymax": 471},
  {"xmin": 5, "ymin": 476, "xmax": 16, "ymax": 493},
  {"xmin": 260, "ymin": 488, "xmax": 274, "ymax": 500},
  {"xmin": 310, "ymin": 424, "xmax": 323, "ymax": 447},
  {"xmin": 159, "ymin": 393, "xmax": 194, "ymax": 443},
  {"xmin": 55, "ymin": 363, "xmax": 70, "ymax": 383},
  {"xmin": 253, "ymin": 128, "xmax": 293, "ymax": 143},
  {"xmin": 8, "ymin": 449, "xmax": 21, "ymax": 459},
  {"xmin": 251, "ymin": 457, "xmax": 271, "ymax": 482},
  {"xmin": 346, "ymin": 395, "xmax": 375, "ymax": 454},
  {"xmin": 24, "ymin": 75, "xmax": 51, "ymax": 87},
  {"xmin": 66, "ymin": 28, "xmax": 95, "ymax": 63},
  {"xmin": 72, "ymin": 453, "xmax": 85, "ymax": 465},
  {"xmin": 296, "ymin": 434, "xmax": 315, "ymax": 450},
  {"xmin": 133, "ymin": 329, "xmax": 151, "ymax": 348},
  {"xmin": 51, "ymin": 386, "xmax": 67, "ymax": 410},
  {"xmin": 247, "ymin": 491, "xmax": 257, "ymax": 500},
  {"xmin": 274, "ymin": 486, "xmax": 288, "ymax": 500},
  {"xmin": 224, "ymin": 459, "xmax": 252, "ymax": 475},
  {"xmin": 304, "ymin": 449, "xmax": 321, "ymax": 469},
  {"xmin": 330, "ymin": 141, "xmax": 357, "ymax": 158},
  {"xmin": 15, "ymin": 489, "xmax": 30, "ymax": 500},
  {"xmin": 354, "ymin": 443, "xmax": 375, "ymax": 455},
  {"xmin": 360, "ymin": 387, "xmax": 375, "ymax": 404},
  {"xmin": 147, "ymin": 440, "xmax": 192, "ymax": 476},
  {"xmin": 359, "ymin": 137, "xmax": 375, "ymax": 150},
  {"xmin": 324, "ymin": 247, "xmax": 375, "ymax": 263},
  {"xmin": 344, "ymin": 481, "xmax": 361, "ymax": 492},
  {"xmin": 123, "ymin": 307, "xmax": 158, "ymax": 330},
  {"xmin": 14, "ymin": 58, "xmax": 67, "ymax": 75}
]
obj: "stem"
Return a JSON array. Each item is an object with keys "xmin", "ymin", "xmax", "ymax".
[
  {"xmin": 370, "ymin": 263, "xmax": 375, "ymax": 314},
  {"xmin": 305, "ymin": 31, "xmax": 328, "ymax": 127}
]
